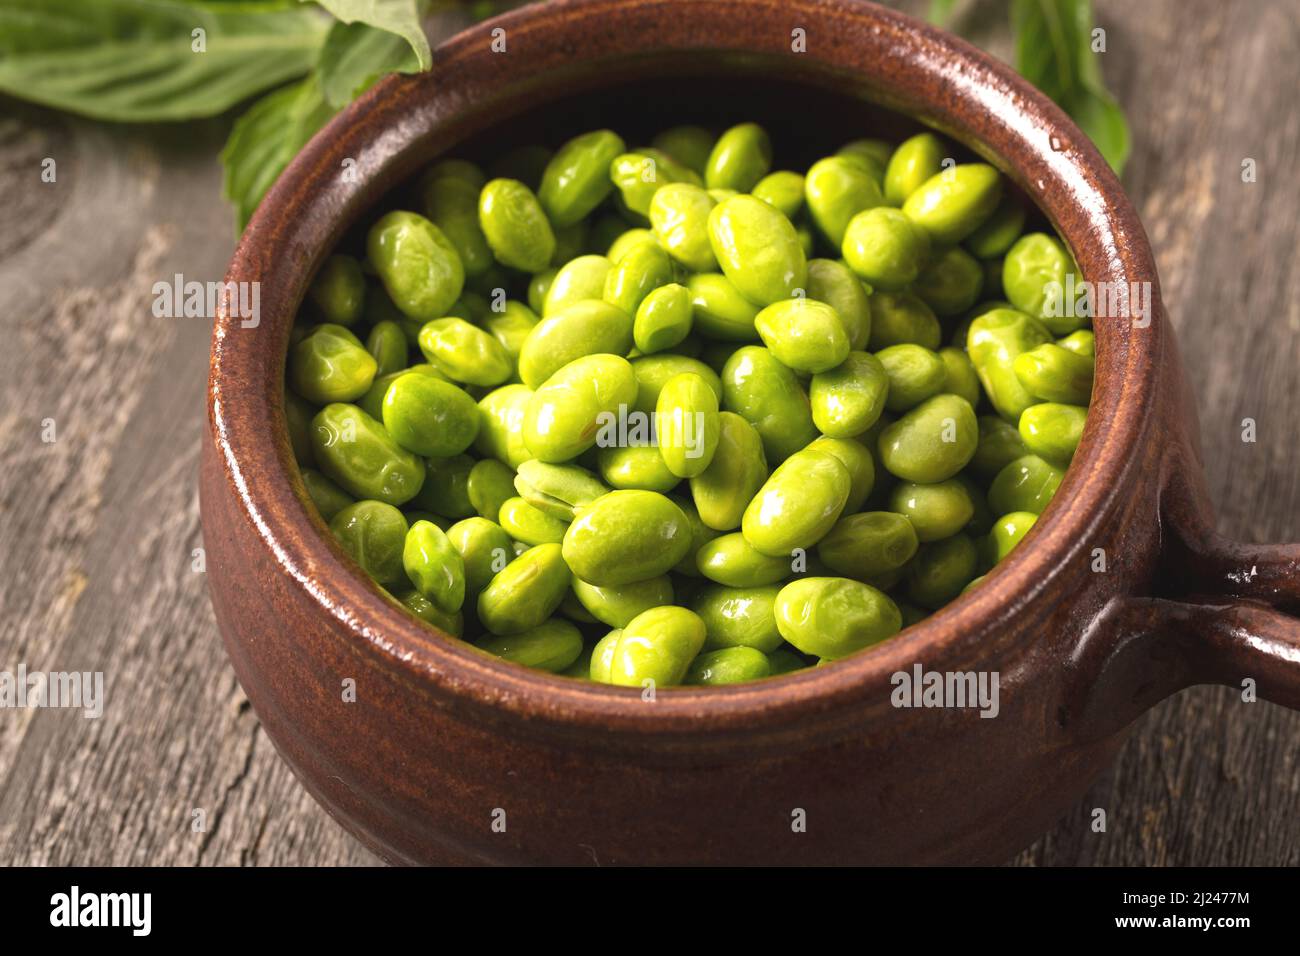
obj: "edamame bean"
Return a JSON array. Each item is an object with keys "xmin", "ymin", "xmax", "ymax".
[
  {"xmin": 477, "ymin": 543, "xmax": 572, "ymax": 635},
  {"xmin": 806, "ymin": 258, "xmax": 872, "ymax": 350},
  {"xmin": 631, "ymin": 353, "xmax": 723, "ymax": 415},
  {"xmin": 517, "ymin": 300, "xmax": 634, "ymax": 389},
  {"xmin": 308, "ymin": 254, "xmax": 366, "ymax": 325},
  {"xmin": 604, "ymin": 241, "xmax": 674, "ymax": 317},
  {"xmin": 742, "ymin": 448, "xmax": 851, "ymax": 557},
  {"xmin": 366, "ymin": 320, "xmax": 408, "ymax": 377},
  {"xmin": 707, "ymin": 195, "xmax": 808, "ymax": 307},
  {"xmin": 686, "ymin": 273, "xmax": 760, "ymax": 341},
  {"xmin": 987, "ymin": 454, "xmax": 1064, "ymax": 516},
  {"xmin": 301, "ymin": 468, "xmax": 354, "ymax": 520},
  {"xmin": 1002, "ymin": 233, "xmax": 1082, "ymax": 331},
  {"xmin": 499, "ymin": 495, "xmax": 568, "ymax": 545},
  {"xmin": 913, "ymin": 245, "xmax": 984, "ymax": 317},
  {"xmin": 572, "ymin": 575, "xmax": 674, "ymax": 628},
  {"xmin": 422, "ymin": 175, "xmax": 494, "ymax": 277},
  {"xmin": 562, "ymin": 490, "xmax": 692, "ymax": 586},
  {"xmin": 877, "ymin": 393, "xmax": 978, "ymax": 482},
  {"xmin": 774, "ymin": 577, "xmax": 901, "ymax": 658},
  {"xmin": 367, "ymin": 211, "xmax": 465, "ymax": 320},
  {"xmin": 907, "ymin": 534, "xmax": 979, "ymax": 609},
  {"xmin": 704, "ymin": 122, "xmax": 772, "ymax": 192},
  {"xmin": 416, "ymin": 317, "xmax": 512, "ymax": 387},
  {"xmin": 523, "ymin": 353, "xmax": 637, "ymax": 462},
  {"xmin": 752, "ymin": 170, "xmax": 806, "ymax": 219},
  {"xmin": 754, "ymin": 298, "xmax": 850, "ymax": 374},
  {"xmin": 467, "ymin": 459, "xmax": 517, "ymax": 520},
  {"xmin": 411, "ymin": 453, "xmax": 475, "ymax": 519},
  {"xmin": 652, "ymin": 125, "xmax": 714, "ymax": 175},
  {"xmin": 842, "ymin": 207, "xmax": 930, "ymax": 291},
  {"xmin": 446, "ymin": 516, "xmax": 515, "ymax": 595},
  {"xmin": 868, "ymin": 292, "xmax": 942, "ymax": 350},
  {"xmin": 403, "ymin": 519, "xmax": 466, "ymax": 612},
  {"xmin": 330, "ymin": 500, "xmax": 409, "ymax": 586},
  {"xmin": 988, "ymin": 511, "xmax": 1038, "ymax": 563},
  {"xmin": 649, "ymin": 183, "xmax": 718, "ymax": 272},
  {"xmin": 381, "ymin": 371, "xmax": 480, "ymax": 458},
  {"xmin": 1012, "ymin": 343, "xmax": 1094, "ymax": 405},
  {"xmin": 686, "ymin": 646, "xmax": 771, "ymax": 684},
  {"xmin": 474, "ymin": 384, "xmax": 533, "ymax": 468},
  {"xmin": 889, "ymin": 479, "xmax": 975, "ymax": 542},
  {"xmin": 634, "ymin": 282, "xmax": 693, "ymax": 353},
  {"xmin": 602, "ymin": 606, "xmax": 707, "ymax": 687},
  {"xmin": 691, "ymin": 584, "xmax": 783, "ymax": 653},
  {"xmin": 808, "ymin": 436, "xmax": 875, "ymax": 513},
  {"xmin": 902, "ymin": 163, "xmax": 1002, "ymax": 244},
  {"xmin": 481, "ymin": 300, "xmax": 539, "ymax": 366},
  {"xmin": 816, "ymin": 511, "xmax": 919, "ymax": 581},
  {"xmin": 965, "ymin": 195, "xmax": 1025, "ymax": 259},
  {"xmin": 289, "ymin": 324, "xmax": 377, "ymax": 404},
  {"xmin": 597, "ymin": 443, "xmax": 681, "ymax": 492},
  {"xmin": 877, "ymin": 344, "xmax": 947, "ymax": 412},
  {"xmin": 514, "ymin": 459, "xmax": 609, "ymax": 520},
  {"xmin": 805, "ymin": 155, "xmax": 885, "ymax": 247},
  {"xmin": 478, "ymin": 619, "xmax": 584, "ymax": 673},
  {"xmin": 398, "ymin": 588, "xmax": 464, "ymax": 636},
  {"xmin": 938, "ymin": 346, "xmax": 982, "ymax": 409},
  {"xmin": 966, "ymin": 307, "xmax": 1054, "ymax": 421},
  {"xmin": 311, "ymin": 403, "xmax": 425, "ymax": 505},
  {"xmin": 690, "ymin": 411, "xmax": 767, "ymax": 531},
  {"xmin": 543, "ymin": 254, "xmax": 612, "ymax": 317},
  {"xmin": 538, "ymin": 129, "xmax": 626, "ymax": 227},
  {"xmin": 656, "ymin": 372, "xmax": 721, "ymax": 477},
  {"xmin": 479, "ymin": 178, "xmax": 556, "ymax": 272},
  {"xmin": 609, "ymin": 150, "xmax": 699, "ymax": 217},
  {"xmin": 809, "ymin": 351, "xmax": 889, "ymax": 438},
  {"xmin": 1018, "ymin": 402, "xmax": 1087, "ymax": 464},
  {"xmin": 695, "ymin": 532, "xmax": 793, "ymax": 587},
  {"xmin": 884, "ymin": 132, "xmax": 946, "ymax": 205},
  {"xmin": 970, "ymin": 414, "xmax": 1030, "ymax": 477},
  {"xmin": 720, "ymin": 346, "xmax": 819, "ymax": 463}
]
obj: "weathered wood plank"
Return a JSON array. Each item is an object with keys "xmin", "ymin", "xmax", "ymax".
[{"xmin": 0, "ymin": 0, "xmax": 1296, "ymax": 866}]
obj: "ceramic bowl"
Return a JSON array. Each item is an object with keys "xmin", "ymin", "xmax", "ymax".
[{"xmin": 201, "ymin": 0, "xmax": 1300, "ymax": 864}]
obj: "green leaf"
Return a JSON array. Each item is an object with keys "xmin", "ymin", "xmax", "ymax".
[
  {"xmin": 316, "ymin": 18, "xmax": 423, "ymax": 107},
  {"xmin": 220, "ymin": 74, "xmax": 337, "ymax": 229},
  {"xmin": 1063, "ymin": 86, "xmax": 1130, "ymax": 175},
  {"xmin": 0, "ymin": 0, "xmax": 329, "ymax": 122},
  {"xmin": 927, "ymin": 0, "xmax": 960, "ymax": 27},
  {"xmin": 305, "ymin": 0, "xmax": 431, "ymax": 72},
  {"xmin": 1010, "ymin": 0, "xmax": 1129, "ymax": 175}
]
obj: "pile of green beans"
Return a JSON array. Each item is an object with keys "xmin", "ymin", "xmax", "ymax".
[{"xmin": 284, "ymin": 122, "xmax": 1092, "ymax": 687}]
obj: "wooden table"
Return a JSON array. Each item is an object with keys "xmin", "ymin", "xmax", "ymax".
[{"xmin": 1, "ymin": 0, "xmax": 1296, "ymax": 866}]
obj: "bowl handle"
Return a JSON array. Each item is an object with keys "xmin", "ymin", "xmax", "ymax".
[{"xmin": 1067, "ymin": 476, "xmax": 1300, "ymax": 740}]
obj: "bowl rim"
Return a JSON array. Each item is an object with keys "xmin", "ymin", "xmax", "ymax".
[{"xmin": 210, "ymin": 0, "xmax": 1161, "ymax": 736}]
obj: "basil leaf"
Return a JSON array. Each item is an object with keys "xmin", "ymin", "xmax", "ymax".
[
  {"xmin": 927, "ymin": 0, "xmax": 960, "ymax": 27},
  {"xmin": 1063, "ymin": 85, "xmax": 1130, "ymax": 176},
  {"xmin": 306, "ymin": 0, "xmax": 431, "ymax": 72},
  {"xmin": 1010, "ymin": 0, "xmax": 1129, "ymax": 175},
  {"xmin": 220, "ymin": 74, "xmax": 337, "ymax": 229},
  {"xmin": 317, "ymin": 18, "xmax": 424, "ymax": 108},
  {"xmin": 0, "ymin": 0, "xmax": 329, "ymax": 122}
]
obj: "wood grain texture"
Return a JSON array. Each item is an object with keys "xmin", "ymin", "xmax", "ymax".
[{"xmin": 0, "ymin": 0, "xmax": 1296, "ymax": 866}]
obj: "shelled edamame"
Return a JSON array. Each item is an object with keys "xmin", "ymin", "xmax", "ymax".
[{"xmin": 285, "ymin": 122, "xmax": 1092, "ymax": 688}]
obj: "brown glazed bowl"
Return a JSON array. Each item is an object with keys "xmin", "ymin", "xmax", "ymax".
[{"xmin": 201, "ymin": 0, "xmax": 1300, "ymax": 864}]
